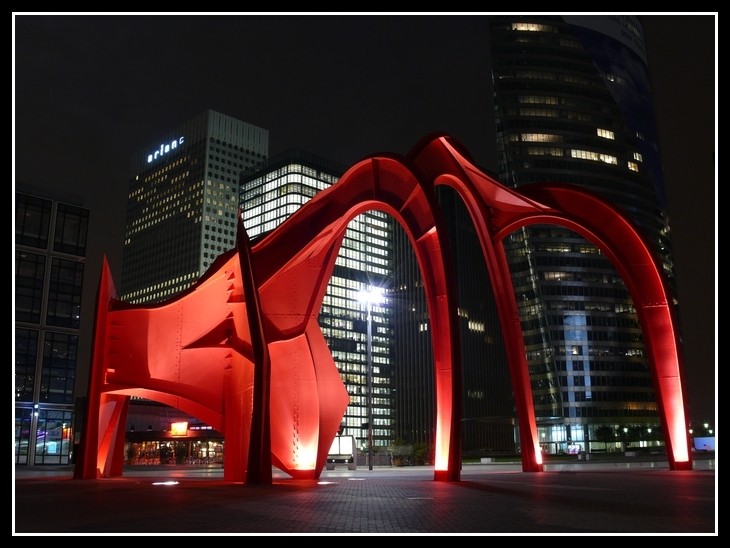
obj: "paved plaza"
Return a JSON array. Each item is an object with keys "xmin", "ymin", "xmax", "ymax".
[{"xmin": 14, "ymin": 456, "xmax": 716, "ymax": 535}]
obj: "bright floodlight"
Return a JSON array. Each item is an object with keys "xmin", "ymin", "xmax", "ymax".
[{"xmin": 357, "ymin": 287, "xmax": 385, "ymax": 305}]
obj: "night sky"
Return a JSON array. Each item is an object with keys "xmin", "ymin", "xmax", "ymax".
[{"xmin": 13, "ymin": 14, "xmax": 717, "ymax": 422}]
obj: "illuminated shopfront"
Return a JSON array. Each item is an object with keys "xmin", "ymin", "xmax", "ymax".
[{"xmin": 125, "ymin": 424, "xmax": 224, "ymax": 466}]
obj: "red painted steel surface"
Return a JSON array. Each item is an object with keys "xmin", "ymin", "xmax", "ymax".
[
  {"xmin": 75, "ymin": 135, "xmax": 690, "ymax": 483},
  {"xmin": 410, "ymin": 135, "xmax": 691, "ymax": 470}
]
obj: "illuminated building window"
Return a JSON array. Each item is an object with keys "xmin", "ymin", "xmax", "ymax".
[
  {"xmin": 627, "ymin": 161, "xmax": 639, "ymax": 172},
  {"xmin": 597, "ymin": 128, "xmax": 615, "ymax": 140},
  {"xmin": 544, "ymin": 271, "xmax": 572, "ymax": 281},
  {"xmin": 542, "ymin": 244, "xmax": 571, "ymax": 253},
  {"xmin": 578, "ymin": 245, "xmax": 599, "ymax": 254},
  {"xmin": 518, "ymin": 95, "xmax": 558, "ymax": 105},
  {"xmin": 633, "ymin": 152, "xmax": 643, "ymax": 162},
  {"xmin": 468, "ymin": 320, "xmax": 485, "ymax": 333},
  {"xmin": 511, "ymin": 22, "xmax": 556, "ymax": 32},
  {"xmin": 600, "ymin": 154, "xmax": 618, "ymax": 165},
  {"xmin": 570, "ymin": 149, "xmax": 617, "ymax": 164},
  {"xmin": 522, "ymin": 133, "xmax": 561, "ymax": 143}
]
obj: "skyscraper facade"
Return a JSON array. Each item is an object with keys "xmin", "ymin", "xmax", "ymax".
[
  {"xmin": 120, "ymin": 109, "xmax": 268, "ymax": 303},
  {"xmin": 240, "ymin": 150, "xmax": 395, "ymax": 453},
  {"xmin": 489, "ymin": 15, "xmax": 674, "ymax": 453},
  {"xmin": 15, "ymin": 187, "xmax": 89, "ymax": 465}
]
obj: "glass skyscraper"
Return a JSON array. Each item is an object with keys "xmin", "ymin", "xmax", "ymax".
[
  {"xmin": 240, "ymin": 150, "xmax": 394, "ymax": 453},
  {"xmin": 15, "ymin": 187, "xmax": 89, "ymax": 465},
  {"xmin": 489, "ymin": 15, "xmax": 674, "ymax": 453},
  {"xmin": 120, "ymin": 109, "xmax": 268, "ymax": 303}
]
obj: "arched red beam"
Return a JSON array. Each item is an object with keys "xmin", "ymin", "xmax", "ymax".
[
  {"xmin": 408, "ymin": 136, "xmax": 545, "ymax": 472},
  {"xmin": 74, "ymin": 253, "xmax": 256, "ymax": 479},
  {"xmin": 410, "ymin": 135, "xmax": 691, "ymax": 470},
  {"xmin": 504, "ymin": 183, "xmax": 691, "ymax": 469},
  {"xmin": 75, "ymin": 133, "xmax": 691, "ymax": 483},
  {"xmin": 248, "ymin": 156, "xmax": 463, "ymax": 480},
  {"xmin": 76, "ymin": 153, "xmax": 464, "ymax": 482}
]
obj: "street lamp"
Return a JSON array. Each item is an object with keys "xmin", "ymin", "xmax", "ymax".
[{"xmin": 358, "ymin": 286, "xmax": 384, "ymax": 471}]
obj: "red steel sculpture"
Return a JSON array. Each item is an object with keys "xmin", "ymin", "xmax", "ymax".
[{"xmin": 75, "ymin": 135, "xmax": 692, "ymax": 483}]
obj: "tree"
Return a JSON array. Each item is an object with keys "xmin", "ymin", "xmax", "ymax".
[
  {"xmin": 389, "ymin": 439, "xmax": 413, "ymax": 466},
  {"xmin": 412, "ymin": 442, "xmax": 429, "ymax": 465},
  {"xmin": 594, "ymin": 426, "xmax": 616, "ymax": 452}
]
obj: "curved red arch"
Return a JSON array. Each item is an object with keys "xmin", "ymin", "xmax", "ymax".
[
  {"xmin": 410, "ymin": 135, "xmax": 691, "ymax": 470},
  {"xmin": 76, "ymin": 155, "xmax": 464, "ymax": 481},
  {"xmin": 75, "ymin": 134, "xmax": 691, "ymax": 482}
]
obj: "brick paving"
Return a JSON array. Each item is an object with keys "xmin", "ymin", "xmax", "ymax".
[{"xmin": 13, "ymin": 461, "xmax": 716, "ymax": 535}]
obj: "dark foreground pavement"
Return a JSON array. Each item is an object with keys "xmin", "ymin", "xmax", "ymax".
[{"xmin": 14, "ymin": 460, "xmax": 716, "ymax": 535}]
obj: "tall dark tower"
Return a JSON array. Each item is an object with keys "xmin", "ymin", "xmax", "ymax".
[
  {"xmin": 489, "ymin": 15, "xmax": 677, "ymax": 453},
  {"xmin": 121, "ymin": 110, "xmax": 268, "ymax": 304}
]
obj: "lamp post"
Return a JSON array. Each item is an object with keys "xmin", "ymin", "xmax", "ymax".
[
  {"xmin": 358, "ymin": 287, "xmax": 383, "ymax": 471},
  {"xmin": 366, "ymin": 299, "xmax": 374, "ymax": 471}
]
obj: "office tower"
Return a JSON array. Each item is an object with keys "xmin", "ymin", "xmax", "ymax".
[
  {"xmin": 15, "ymin": 187, "xmax": 89, "ymax": 465},
  {"xmin": 489, "ymin": 15, "xmax": 674, "ymax": 453},
  {"xmin": 120, "ymin": 109, "xmax": 268, "ymax": 303},
  {"xmin": 240, "ymin": 150, "xmax": 394, "ymax": 454}
]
